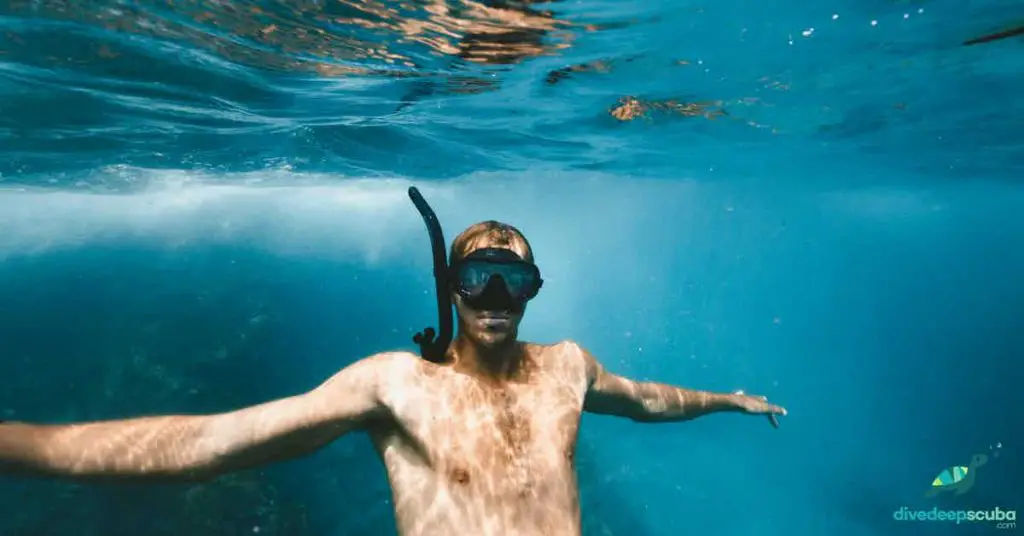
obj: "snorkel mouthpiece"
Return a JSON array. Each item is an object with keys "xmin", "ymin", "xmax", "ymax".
[{"xmin": 408, "ymin": 187, "xmax": 453, "ymax": 363}]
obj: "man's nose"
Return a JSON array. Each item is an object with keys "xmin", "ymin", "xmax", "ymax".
[{"xmin": 480, "ymin": 274, "xmax": 510, "ymax": 296}]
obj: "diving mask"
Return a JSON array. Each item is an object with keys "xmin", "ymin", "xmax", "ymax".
[{"xmin": 451, "ymin": 248, "xmax": 543, "ymax": 303}]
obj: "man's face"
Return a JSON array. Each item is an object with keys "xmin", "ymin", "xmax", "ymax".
[{"xmin": 452, "ymin": 246, "xmax": 539, "ymax": 349}]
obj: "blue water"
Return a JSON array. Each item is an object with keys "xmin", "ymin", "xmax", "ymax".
[{"xmin": 0, "ymin": 0, "xmax": 1022, "ymax": 534}]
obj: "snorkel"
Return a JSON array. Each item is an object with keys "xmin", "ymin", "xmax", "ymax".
[{"xmin": 408, "ymin": 186, "xmax": 453, "ymax": 363}]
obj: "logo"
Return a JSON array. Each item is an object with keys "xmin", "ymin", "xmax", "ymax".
[
  {"xmin": 892, "ymin": 444, "xmax": 1014, "ymax": 530},
  {"xmin": 925, "ymin": 452, "xmax": 988, "ymax": 498},
  {"xmin": 893, "ymin": 507, "xmax": 1016, "ymax": 529}
]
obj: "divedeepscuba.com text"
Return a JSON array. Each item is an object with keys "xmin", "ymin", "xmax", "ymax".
[{"xmin": 893, "ymin": 506, "xmax": 1017, "ymax": 528}]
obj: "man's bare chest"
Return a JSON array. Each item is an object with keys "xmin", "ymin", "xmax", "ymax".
[{"xmin": 383, "ymin": 370, "xmax": 586, "ymax": 484}]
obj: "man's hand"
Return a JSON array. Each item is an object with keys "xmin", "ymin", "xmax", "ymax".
[{"xmin": 731, "ymin": 390, "xmax": 787, "ymax": 428}]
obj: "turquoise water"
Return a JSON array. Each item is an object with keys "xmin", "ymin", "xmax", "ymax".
[{"xmin": 0, "ymin": 0, "xmax": 1022, "ymax": 534}]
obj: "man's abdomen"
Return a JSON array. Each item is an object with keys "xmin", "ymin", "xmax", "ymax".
[{"xmin": 390, "ymin": 469, "xmax": 582, "ymax": 536}]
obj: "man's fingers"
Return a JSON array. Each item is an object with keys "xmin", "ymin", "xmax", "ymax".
[
  {"xmin": 755, "ymin": 399, "xmax": 786, "ymax": 429},
  {"xmin": 734, "ymin": 391, "xmax": 788, "ymax": 427},
  {"xmin": 763, "ymin": 403, "xmax": 785, "ymax": 429},
  {"xmin": 745, "ymin": 394, "xmax": 787, "ymax": 414},
  {"xmin": 765, "ymin": 403, "xmax": 787, "ymax": 416}
]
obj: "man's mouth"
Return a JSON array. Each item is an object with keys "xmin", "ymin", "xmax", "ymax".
[
  {"xmin": 479, "ymin": 312, "xmax": 511, "ymax": 327},
  {"xmin": 480, "ymin": 312, "xmax": 510, "ymax": 320}
]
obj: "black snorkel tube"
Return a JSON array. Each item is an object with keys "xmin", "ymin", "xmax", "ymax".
[{"xmin": 408, "ymin": 186, "xmax": 453, "ymax": 363}]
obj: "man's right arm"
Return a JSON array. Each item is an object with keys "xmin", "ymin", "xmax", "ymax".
[{"xmin": 0, "ymin": 351, "xmax": 405, "ymax": 482}]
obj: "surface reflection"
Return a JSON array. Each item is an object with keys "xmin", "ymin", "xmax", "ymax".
[
  {"xmin": 609, "ymin": 96, "xmax": 728, "ymax": 123},
  {"xmin": 2, "ymin": 0, "xmax": 597, "ymax": 79}
]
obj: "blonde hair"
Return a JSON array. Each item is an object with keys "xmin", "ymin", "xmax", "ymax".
[{"xmin": 449, "ymin": 220, "xmax": 534, "ymax": 265}]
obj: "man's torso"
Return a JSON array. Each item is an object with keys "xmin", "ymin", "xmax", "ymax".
[{"xmin": 367, "ymin": 341, "xmax": 588, "ymax": 536}]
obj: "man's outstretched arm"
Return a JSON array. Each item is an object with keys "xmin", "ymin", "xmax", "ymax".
[
  {"xmin": 0, "ymin": 352, "xmax": 403, "ymax": 482},
  {"xmin": 576, "ymin": 343, "xmax": 786, "ymax": 426}
]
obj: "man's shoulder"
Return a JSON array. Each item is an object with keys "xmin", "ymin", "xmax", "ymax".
[
  {"xmin": 364, "ymin": 350, "xmax": 422, "ymax": 363},
  {"xmin": 359, "ymin": 350, "xmax": 425, "ymax": 371},
  {"xmin": 526, "ymin": 339, "xmax": 587, "ymax": 358},
  {"xmin": 523, "ymin": 339, "xmax": 582, "ymax": 350},
  {"xmin": 337, "ymin": 351, "xmax": 423, "ymax": 381},
  {"xmin": 524, "ymin": 340, "xmax": 590, "ymax": 375}
]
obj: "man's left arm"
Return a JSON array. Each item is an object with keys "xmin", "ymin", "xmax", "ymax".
[{"xmin": 577, "ymin": 343, "xmax": 786, "ymax": 427}]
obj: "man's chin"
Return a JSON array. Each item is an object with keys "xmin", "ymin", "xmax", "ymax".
[{"xmin": 472, "ymin": 329, "xmax": 515, "ymax": 347}]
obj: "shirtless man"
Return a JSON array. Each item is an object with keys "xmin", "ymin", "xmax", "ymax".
[{"xmin": 0, "ymin": 220, "xmax": 787, "ymax": 536}]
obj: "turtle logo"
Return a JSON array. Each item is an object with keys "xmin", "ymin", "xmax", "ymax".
[
  {"xmin": 924, "ymin": 443, "xmax": 1002, "ymax": 498},
  {"xmin": 925, "ymin": 453, "xmax": 988, "ymax": 498}
]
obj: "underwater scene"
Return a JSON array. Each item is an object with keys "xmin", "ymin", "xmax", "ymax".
[{"xmin": 0, "ymin": 0, "xmax": 1021, "ymax": 535}]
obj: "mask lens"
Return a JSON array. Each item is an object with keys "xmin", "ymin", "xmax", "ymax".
[{"xmin": 456, "ymin": 260, "xmax": 540, "ymax": 301}]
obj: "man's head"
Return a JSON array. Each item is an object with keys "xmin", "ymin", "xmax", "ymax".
[{"xmin": 449, "ymin": 221, "xmax": 542, "ymax": 348}]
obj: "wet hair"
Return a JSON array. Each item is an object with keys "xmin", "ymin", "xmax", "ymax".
[{"xmin": 449, "ymin": 220, "xmax": 535, "ymax": 265}]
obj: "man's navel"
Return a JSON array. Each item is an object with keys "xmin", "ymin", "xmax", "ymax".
[{"xmin": 449, "ymin": 466, "xmax": 471, "ymax": 486}]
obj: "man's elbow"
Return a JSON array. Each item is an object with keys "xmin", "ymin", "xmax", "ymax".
[
  {"xmin": 626, "ymin": 411, "xmax": 657, "ymax": 423},
  {"xmin": 627, "ymin": 396, "xmax": 668, "ymax": 422},
  {"xmin": 588, "ymin": 397, "xmax": 663, "ymax": 422},
  {"xmin": 630, "ymin": 394, "xmax": 697, "ymax": 423}
]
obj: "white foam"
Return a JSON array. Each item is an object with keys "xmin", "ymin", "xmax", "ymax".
[
  {"xmin": 0, "ymin": 168, "xmax": 445, "ymax": 263},
  {"xmin": 0, "ymin": 167, "xmax": 684, "ymax": 258}
]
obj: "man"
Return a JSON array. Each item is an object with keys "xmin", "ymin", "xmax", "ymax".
[{"xmin": 0, "ymin": 220, "xmax": 786, "ymax": 536}]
